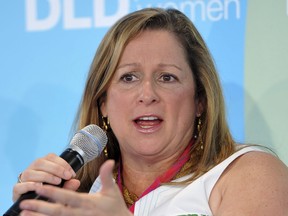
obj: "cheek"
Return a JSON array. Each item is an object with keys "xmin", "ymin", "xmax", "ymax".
[
  {"xmin": 105, "ymin": 90, "xmax": 131, "ymax": 118},
  {"xmin": 171, "ymin": 89, "xmax": 196, "ymax": 122},
  {"xmin": 104, "ymin": 91, "xmax": 132, "ymax": 142},
  {"xmin": 172, "ymin": 86, "xmax": 195, "ymax": 107}
]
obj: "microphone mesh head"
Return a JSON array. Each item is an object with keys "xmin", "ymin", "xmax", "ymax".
[{"xmin": 69, "ymin": 124, "xmax": 108, "ymax": 163}]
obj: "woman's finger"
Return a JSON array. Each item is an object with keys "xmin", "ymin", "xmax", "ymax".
[
  {"xmin": 23, "ymin": 154, "xmax": 75, "ymax": 182},
  {"xmin": 62, "ymin": 179, "xmax": 80, "ymax": 191},
  {"xmin": 20, "ymin": 199, "xmax": 78, "ymax": 216},
  {"xmin": 13, "ymin": 182, "xmax": 42, "ymax": 202},
  {"xmin": 99, "ymin": 160, "xmax": 115, "ymax": 196},
  {"xmin": 32, "ymin": 185, "xmax": 83, "ymax": 207},
  {"xmin": 20, "ymin": 170, "xmax": 63, "ymax": 185}
]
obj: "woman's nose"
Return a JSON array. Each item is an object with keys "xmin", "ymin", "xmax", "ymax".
[{"xmin": 138, "ymin": 80, "xmax": 159, "ymax": 105}]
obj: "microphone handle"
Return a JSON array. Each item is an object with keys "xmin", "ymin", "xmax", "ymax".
[
  {"xmin": 3, "ymin": 191, "xmax": 49, "ymax": 216},
  {"xmin": 3, "ymin": 149, "xmax": 84, "ymax": 216}
]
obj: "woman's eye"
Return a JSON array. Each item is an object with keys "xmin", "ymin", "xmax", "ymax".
[
  {"xmin": 160, "ymin": 74, "xmax": 177, "ymax": 82},
  {"xmin": 120, "ymin": 73, "xmax": 138, "ymax": 82}
]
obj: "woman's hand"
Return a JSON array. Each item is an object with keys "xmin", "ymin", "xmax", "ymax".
[
  {"xmin": 13, "ymin": 153, "xmax": 79, "ymax": 202},
  {"xmin": 19, "ymin": 160, "xmax": 132, "ymax": 216}
]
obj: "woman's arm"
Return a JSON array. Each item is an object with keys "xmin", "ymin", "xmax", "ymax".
[{"xmin": 212, "ymin": 151, "xmax": 288, "ymax": 215}]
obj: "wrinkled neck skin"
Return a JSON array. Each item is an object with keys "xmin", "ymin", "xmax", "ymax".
[{"xmin": 119, "ymin": 144, "xmax": 187, "ymax": 197}]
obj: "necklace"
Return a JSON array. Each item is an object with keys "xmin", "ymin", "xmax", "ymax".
[
  {"xmin": 113, "ymin": 169, "xmax": 138, "ymax": 207},
  {"xmin": 122, "ymin": 185, "xmax": 139, "ymax": 207}
]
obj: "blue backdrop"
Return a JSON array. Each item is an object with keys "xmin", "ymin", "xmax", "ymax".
[{"xmin": 1, "ymin": 0, "xmax": 247, "ymax": 212}]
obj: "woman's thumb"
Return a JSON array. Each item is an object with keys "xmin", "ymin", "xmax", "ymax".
[{"xmin": 99, "ymin": 160, "xmax": 116, "ymax": 195}]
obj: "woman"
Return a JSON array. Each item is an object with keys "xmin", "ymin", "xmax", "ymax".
[{"xmin": 13, "ymin": 8, "xmax": 288, "ymax": 215}]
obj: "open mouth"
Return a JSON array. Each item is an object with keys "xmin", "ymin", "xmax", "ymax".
[{"xmin": 134, "ymin": 116, "xmax": 163, "ymax": 129}]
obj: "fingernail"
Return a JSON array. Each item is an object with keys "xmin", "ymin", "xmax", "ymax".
[
  {"xmin": 53, "ymin": 176, "xmax": 61, "ymax": 183},
  {"xmin": 71, "ymin": 169, "xmax": 76, "ymax": 177},
  {"xmin": 64, "ymin": 170, "xmax": 75, "ymax": 179}
]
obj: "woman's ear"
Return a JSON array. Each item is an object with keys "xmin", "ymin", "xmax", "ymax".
[
  {"xmin": 196, "ymin": 98, "xmax": 204, "ymax": 116},
  {"xmin": 100, "ymin": 101, "xmax": 107, "ymax": 117}
]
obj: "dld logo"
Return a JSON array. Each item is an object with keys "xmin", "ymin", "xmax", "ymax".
[{"xmin": 25, "ymin": 0, "xmax": 129, "ymax": 31}]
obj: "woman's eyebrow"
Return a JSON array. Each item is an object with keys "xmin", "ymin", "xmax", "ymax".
[
  {"xmin": 116, "ymin": 63, "xmax": 183, "ymax": 71},
  {"xmin": 117, "ymin": 63, "xmax": 140, "ymax": 69},
  {"xmin": 158, "ymin": 63, "xmax": 183, "ymax": 71}
]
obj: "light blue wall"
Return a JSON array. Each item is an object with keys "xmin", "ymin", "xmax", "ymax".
[{"xmin": 1, "ymin": 0, "xmax": 247, "ymax": 213}]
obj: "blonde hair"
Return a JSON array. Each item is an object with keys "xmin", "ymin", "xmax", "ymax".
[{"xmin": 74, "ymin": 8, "xmax": 235, "ymax": 192}]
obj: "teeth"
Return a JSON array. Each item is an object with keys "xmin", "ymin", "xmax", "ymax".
[
  {"xmin": 140, "ymin": 125, "xmax": 153, "ymax": 129},
  {"xmin": 139, "ymin": 116, "xmax": 158, "ymax": 121}
]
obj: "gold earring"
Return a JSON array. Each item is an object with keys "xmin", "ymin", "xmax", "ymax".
[
  {"xmin": 101, "ymin": 116, "xmax": 109, "ymax": 158},
  {"xmin": 195, "ymin": 116, "xmax": 204, "ymax": 151},
  {"xmin": 102, "ymin": 116, "xmax": 110, "ymax": 132},
  {"xmin": 104, "ymin": 147, "xmax": 108, "ymax": 158}
]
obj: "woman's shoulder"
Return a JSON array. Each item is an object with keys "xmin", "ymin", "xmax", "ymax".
[
  {"xmin": 210, "ymin": 146, "xmax": 288, "ymax": 215},
  {"xmin": 230, "ymin": 145, "xmax": 287, "ymax": 177},
  {"xmin": 222, "ymin": 145, "xmax": 288, "ymax": 192}
]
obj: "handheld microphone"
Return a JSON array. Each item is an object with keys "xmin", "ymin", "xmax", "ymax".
[{"xmin": 3, "ymin": 124, "xmax": 107, "ymax": 216}]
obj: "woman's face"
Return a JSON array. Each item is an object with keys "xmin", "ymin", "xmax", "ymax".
[{"xmin": 101, "ymin": 30, "xmax": 202, "ymax": 162}]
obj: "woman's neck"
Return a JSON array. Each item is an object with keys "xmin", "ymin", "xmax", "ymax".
[
  {"xmin": 118, "ymin": 140, "xmax": 194, "ymax": 197},
  {"xmin": 120, "ymin": 154, "xmax": 180, "ymax": 196}
]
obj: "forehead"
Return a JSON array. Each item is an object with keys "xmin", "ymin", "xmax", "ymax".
[{"xmin": 119, "ymin": 30, "xmax": 187, "ymax": 64}]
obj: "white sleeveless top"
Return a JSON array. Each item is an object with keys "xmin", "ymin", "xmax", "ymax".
[{"xmin": 90, "ymin": 146, "xmax": 262, "ymax": 216}]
